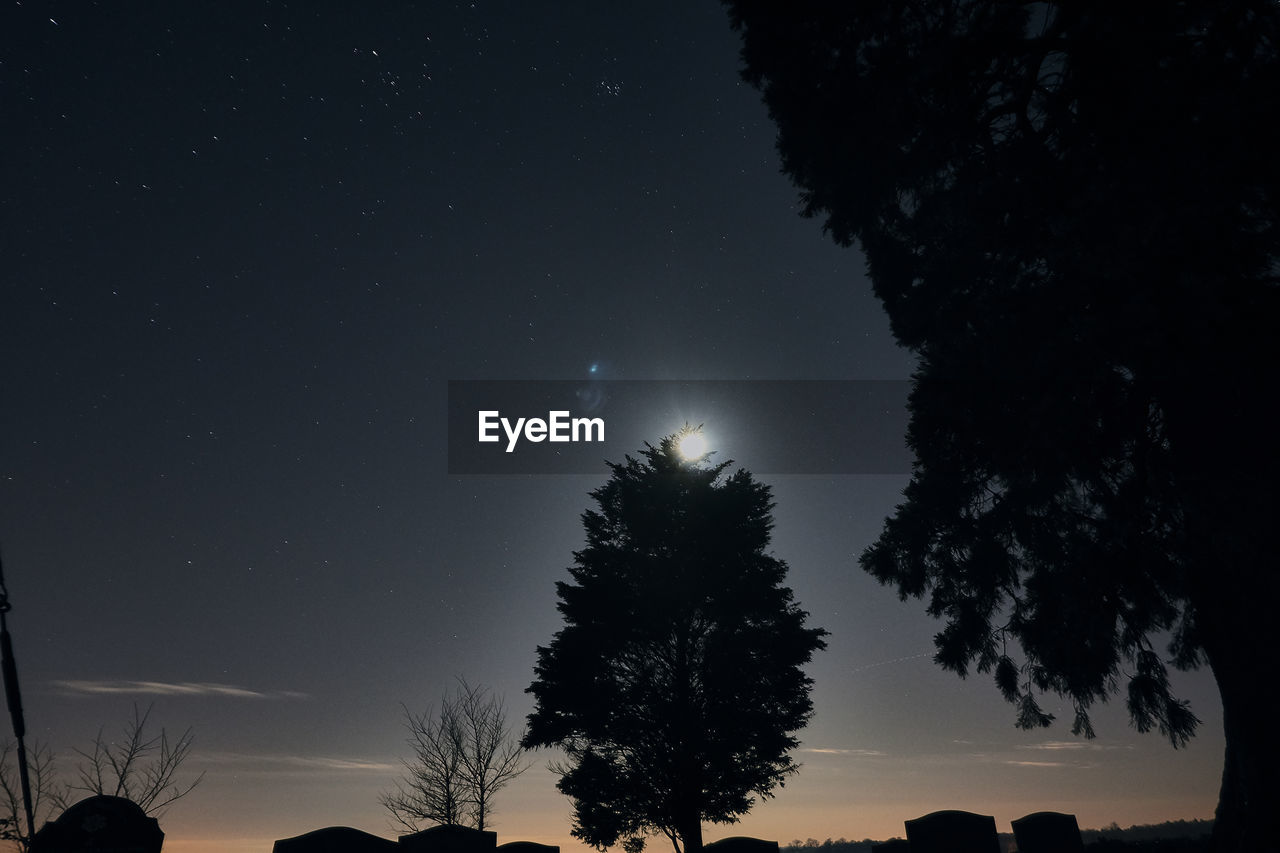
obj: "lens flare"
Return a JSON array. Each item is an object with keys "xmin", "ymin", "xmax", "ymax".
[{"xmin": 677, "ymin": 429, "xmax": 708, "ymax": 461}]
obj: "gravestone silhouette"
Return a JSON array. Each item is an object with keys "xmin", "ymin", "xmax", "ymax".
[
  {"xmin": 904, "ymin": 810, "xmax": 1000, "ymax": 853},
  {"xmin": 497, "ymin": 843, "xmax": 560, "ymax": 853},
  {"xmin": 705, "ymin": 838, "xmax": 779, "ymax": 853},
  {"xmin": 28, "ymin": 795, "xmax": 163, "ymax": 853},
  {"xmin": 1010, "ymin": 812, "xmax": 1083, "ymax": 853},
  {"xmin": 272, "ymin": 826, "xmax": 399, "ymax": 853},
  {"xmin": 400, "ymin": 824, "xmax": 497, "ymax": 853}
]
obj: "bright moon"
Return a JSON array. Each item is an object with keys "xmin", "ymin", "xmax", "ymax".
[{"xmin": 677, "ymin": 430, "xmax": 708, "ymax": 461}]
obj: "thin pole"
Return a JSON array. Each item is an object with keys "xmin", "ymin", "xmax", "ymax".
[{"xmin": 0, "ymin": 555, "xmax": 35, "ymax": 845}]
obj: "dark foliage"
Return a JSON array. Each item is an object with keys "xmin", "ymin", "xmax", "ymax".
[
  {"xmin": 724, "ymin": 3, "xmax": 1278, "ymax": 852},
  {"xmin": 523, "ymin": 435, "xmax": 827, "ymax": 853},
  {"xmin": 782, "ymin": 839, "xmax": 882, "ymax": 853},
  {"xmin": 1085, "ymin": 840, "xmax": 1211, "ymax": 853}
]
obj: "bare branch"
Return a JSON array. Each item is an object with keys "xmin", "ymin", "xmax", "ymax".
[
  {"xmin": 66, "ymin": 704, "xmax": 203, "ymax": 818},
  {"xmin": 2, "ymin": 707, "xmax": 200, "ymax": 852},
  {"xmin": 383, "ymin": 680, "xmax": 528, "ymax": 833},
  {"xmin": 380, "ymin": 699, "xmax": 469, "ymax": 830},
  {"xmin": 1, "ymin": 741, "xmax": 65, "ymax": 853}
]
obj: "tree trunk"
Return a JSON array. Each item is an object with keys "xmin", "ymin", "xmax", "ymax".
[
  {"xmin": 1201, "ymin": 610, "xmax": 1279, "ymax": 853},
  {"xmin": 677, "ymin": 813, "xmax": 703, "ymax": 853},
  {"xmin": 1168, "ymin": 367, "xmax": 1278, "ymax": 853},
  {"xmin": 672, "ymin": 625, "xmax": 703, "ymax": 853},
  {"xmin": 672, "ymin": 754, "xmax": 703, "ymax": 853},
  {"xmin": 1187, "ymin": 479, "xmax": 1277, "ymax": 853}
]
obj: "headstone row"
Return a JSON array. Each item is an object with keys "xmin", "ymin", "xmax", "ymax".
[
  {"xmin": 23, "ymin": 796, "xmax": 1078, "ymax": 853},
  {"xmin": 272, "ymin": 824, "xmax": 560, "ymax": 853},
  {"xmin": 271, "ymin": 825, "xmax": 787, "ymax": 853},
  {"xmin": 884, "ymin": 810, "xmax": 1083, "ymax": 853}
]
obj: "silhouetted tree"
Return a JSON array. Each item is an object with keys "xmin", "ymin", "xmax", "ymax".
[
  {"xmin": 69, "ymin": 705, "xmax": 202, "ymax": 815},
  {"xmin": 455, "ymin": 680, "xmax": 528, "ymax": 830},
  {"xmin": 0, "ymin": 742, "xmax": 55, "ymax": 853},
  {"xmin": 382, "ymin": 679, "xmax": 527, "ymax": 833},
  {"xmin": 382, "ymin": 698, "xmax": 468, "ymax": 831},
  {"xmin": 523, "ymin": 433, "xmax": 827, "ymax": 853},
  {"xmin": 1, "ymin": 705, "xmax": 201, "ymax": 852},
  {"xmin": 724, "ymin": 4, "xmax": 1277, "ymax": 851}
]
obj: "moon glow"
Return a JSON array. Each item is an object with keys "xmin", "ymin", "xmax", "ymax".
[{"xmin": 677, "ymin": 429, "xmax": 708, "ymax": 461}]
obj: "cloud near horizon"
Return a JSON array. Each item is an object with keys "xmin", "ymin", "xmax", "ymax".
[
  {"xmin": 1018, "ymin": 740, "xmax": 1133, "ymax": 752},
  {"xmin": 51, "ymin": 680, "xmax": 310, "ymax": 700},
  {"xmin": 802, "ymin": 747, "xmax": 888, "ymax": 757},
  {"xmin": 196, "ymin": 750, "xmax": 398, "ymax": 774},
  {"xmin": 1003, "ymin": 759, "xmax": 1071, "ymax": 768}
]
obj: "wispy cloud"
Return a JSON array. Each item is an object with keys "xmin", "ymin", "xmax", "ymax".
[
  {"xmin": 51, "ymin": 680, "xmax": 309, "ymax": 700},
  {"xmin": 1018, "ymin": 740, "xmax": 1132, "ymax": 752},
  {"xmin": 1003, "ymin": 759, "xmax": 1070, "ymax": 768},
  {"xmin": 801, "ymin": 747, "xmax": 888, "ymax": 757},
  {"xmin": 196, "ymin": 751, "xmax": 397, "ymax": 774}
]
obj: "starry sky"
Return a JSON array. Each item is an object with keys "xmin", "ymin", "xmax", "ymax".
[{"xmin": 1, "ymin": 3, "xmax": 1223, "ymax": 852}]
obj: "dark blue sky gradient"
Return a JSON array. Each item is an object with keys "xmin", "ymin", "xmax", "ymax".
[{"xmin": 1, "ymin": 3, "xmax": 1222, "ymax": 851}]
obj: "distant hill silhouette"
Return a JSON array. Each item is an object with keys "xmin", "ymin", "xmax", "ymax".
[
  {"xmin": 783, "ymin": 819, "xmax": 1213, "ymax": 853},
  {"xmin": 1080, "ymin": 820, "xmax": 1213, "ymax": 846}
]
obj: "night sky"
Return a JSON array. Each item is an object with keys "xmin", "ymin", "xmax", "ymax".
[{"xmin": 2, "ymin": 3, "xmax": 1223, "ymax": 852}]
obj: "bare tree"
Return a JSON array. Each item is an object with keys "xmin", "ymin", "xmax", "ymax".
[
  {"xmin": 0, "ymin": 741, "xmax": 59, "ymax": 852},
  {"xmin": 68, "ymin": 704, "xmax": 203, "ymax": 815},
  {"xmin": 0, "ymin": 705, "xmax": 202, "ymax": 852},
  {"xmin": 455, "ymin": 680, "xmax": 527, "ymax": 831},
  {"xmin": 381, "ymin": 698, "xmax": 469, "ymax": 831},
  {"xmin": 382, "ymin": 680, "xmax": 528, "ymax": 833}
]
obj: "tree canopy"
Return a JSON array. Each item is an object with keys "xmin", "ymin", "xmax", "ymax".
[
  {"xmin": 724, "ymin": 3, "xmax": 1277, "ymax": 851},
  {"xmin": 523, "ymin": 434, "xmax": 827, "ymax": 853}
]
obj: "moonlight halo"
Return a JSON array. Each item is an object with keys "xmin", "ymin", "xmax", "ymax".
[{"xmin": 676, "ymin": 427, "xmax": 709, "ymax": 462}]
